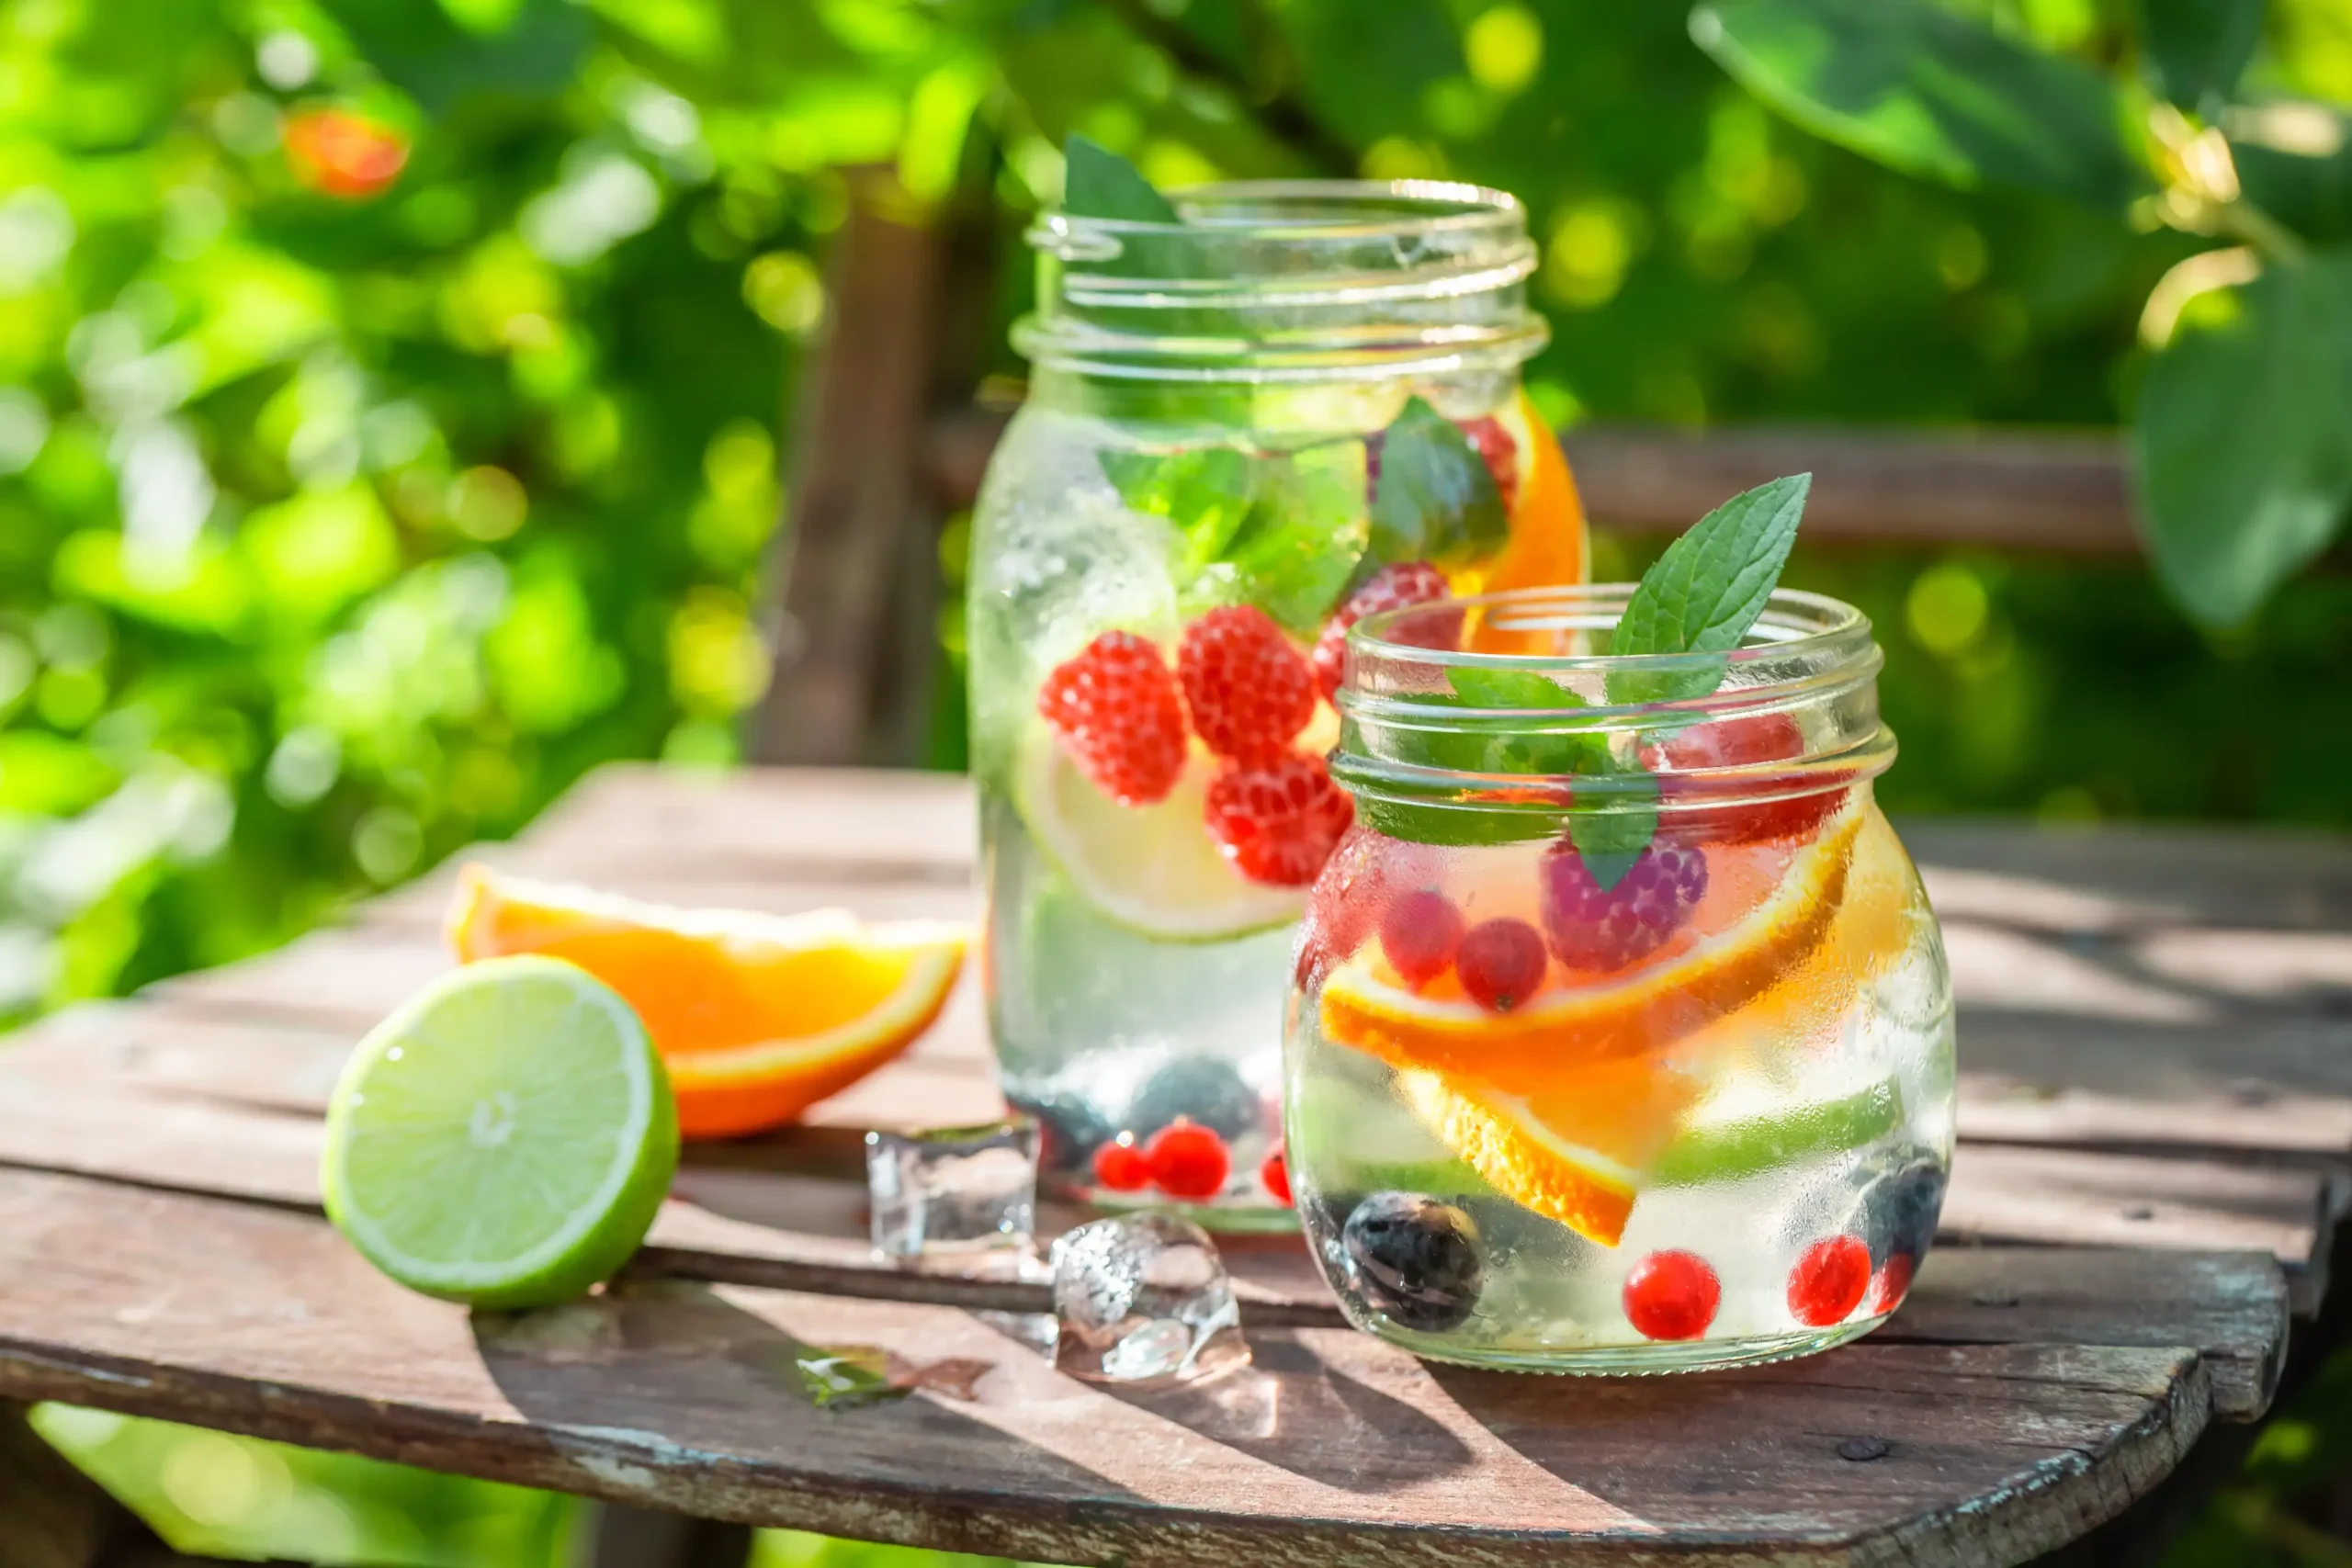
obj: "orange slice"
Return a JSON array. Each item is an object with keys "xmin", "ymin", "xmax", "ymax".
[
  {"xmin": 447, "ymin": 867, "xmax": 967, "ymax": 1138},
  {"xmin": 1400, "ymin": 1057, "xmax": 1700, "ymax": 1246},
  {"xmin": 1320, "ymin": 803, "xmax": 1867, "ymax": 1083},
  {"xmin": 1464, "ymin": 391, "xmax": 1589, "ymax": 651}
]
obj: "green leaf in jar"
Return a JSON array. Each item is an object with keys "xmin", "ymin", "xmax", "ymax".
[
  {"xmin": 1368, "ymin": 397, "xmax": 1509, "ymax": 570},
  {"xmin": 1216, "ymin": 440, "xmax": 1369, "ymax": 635},
  {"xmin": 1099, "ymin": 446, "xmax": 1259, "ymax": 577},
  {"xmin": 1061, "ymin": 134, "xmax": 1181, "ymax": 225}
]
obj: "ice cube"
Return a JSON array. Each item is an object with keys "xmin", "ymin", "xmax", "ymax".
[
  {"xmin": 1048, "ymin": 1212, "xmax": 1249, "ymax": 1384},
  {"xmin": 865, "ymin": 1118, "xmax": 1040, "ymax": 1261}
]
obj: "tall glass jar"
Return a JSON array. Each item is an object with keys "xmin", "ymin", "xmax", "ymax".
[
  {"xmin": 1288, "ymin": 586, "xmax": 1953, "ymax": 1371},
  {"xmin": 968, "ymin": 182, "xmax": 1583, "ymax": 1225}
]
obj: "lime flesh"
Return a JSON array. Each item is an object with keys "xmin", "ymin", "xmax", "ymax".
[
  {"xmin": 322, "ymin": 955, "xmax": 679, "ymax": 1309},
  {"xmin": 1014, "ymin": 726, "xmax": 1306, "ymax": 942},
  {"xmin": 1651, "ymin": 1077, "xmax": 1904, "ymax": 1188}
]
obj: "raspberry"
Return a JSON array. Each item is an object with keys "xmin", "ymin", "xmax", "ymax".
[
  {"xmin": 1311, "ymin": 561, "xmax": 1460, "ymax": 702},
  {"xmin": 1092, "ymin": 1136, "xmax": 1150, "ymax": 1192},
  {"xmin": 1145, "ymin": 1118, "xmax": 1230, "ymax": 1200},
  {"xmin": 1379, "ymin": 888, "xmax": 1465, "ymax": 987},
  {"xmin": 1453, "ymin": 918, "xmax": 1548, "ymax": 1012},
  {"xmin": 1454, "ymin": 414, "xmax": 1521, "ymax": 513},
  {"xmin": 1788, "ymin": 1235, "xmax": 1872, "ymax": 1326},
  {"xmin": 1260, "ymin": 1141, "xmax": 1293, "ymax": 1206},
  {"xmin": 1538, "ymin": 840, "xmax": 1708, "ymax": 972},
  {"xmin": 1036, "ymin": 630, "xmax": 1188, "ymax": 806},
  {"xmin": 1646, "ymin": 713, "xmax": 1845, "ymax": 846},
  {"xmin": 1204, "ymin": 752, "xmax": 1354, "ymax": 887},
  {"xmin": 1868, "ymin": 1253, "xmax": 1916, "ymax": 1316},
  {"xmin": 1623, "ymin": 1249, "xmax": 1720, "ymax": 1341},
  {"xmin": 1178, "ymin": 605, "xmax": 1316, "ymax": 761}
]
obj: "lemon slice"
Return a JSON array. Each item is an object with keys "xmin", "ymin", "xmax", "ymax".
[{"xmin": 1014, "ymin": 726, "xmax": 1306, "ymax": 942}]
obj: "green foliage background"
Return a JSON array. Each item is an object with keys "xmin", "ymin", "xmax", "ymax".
[{"xmin": 3, "ymin": 0, "xmax": 2349, "ymax": 1562}]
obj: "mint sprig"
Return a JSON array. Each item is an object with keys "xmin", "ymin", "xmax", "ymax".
[
  {"xmin": 1370, "ymin": 397, "xmax": 1509, "ymax": 570},
  {"xmin": 1062, "ymin": 134, "xmax": 1181, "ymax": 224},
  {"xmin": 1606, "ymin": 473, "xmax": 1811, "ymax": 704}
]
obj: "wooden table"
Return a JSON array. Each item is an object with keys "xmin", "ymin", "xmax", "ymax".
[{"xmin": 3, "ymin": 765, "xmax": 2348, "ymax": 1568}]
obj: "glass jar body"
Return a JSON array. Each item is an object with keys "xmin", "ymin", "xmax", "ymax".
[
  {"xmin": 1286, "ymin": 589, "xmax": 1953, "ymax": 1368},
  {"xmin": 968, "ymin": 185, "xmax": 1585, "ymax": 1224}
]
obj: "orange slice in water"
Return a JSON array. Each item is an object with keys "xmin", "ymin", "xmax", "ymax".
[
  {"xmin": 1400, "ymin": 1057, "xmax": 1701, "ymax": 1246},
  {"xmin": 1320, "ymin": 802, "xmax": 1868, "ymax": 1083},
  {"xmin": 447, "ymin": 868, "xmax": 967, "ymax": 1138}
]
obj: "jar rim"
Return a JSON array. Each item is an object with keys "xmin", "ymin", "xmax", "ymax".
[
  {"xmin": 1350, "ymin": 584, "xmax": 1873, "ymax": 695},
  {"xmin": 1028, "ymin": 179, "xmax": 1529, "ymax": 254}
]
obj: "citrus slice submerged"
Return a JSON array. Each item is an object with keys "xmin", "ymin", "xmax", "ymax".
[
  {"xmin": 1319, "ymin": 801, "xmax": 1870, "ymax": 1082},
  {"xmin": 1652, "ymin": 1077, "xmax": 1905, "ymax": 1188},
  {"xmin": 322, "ymin": 955, "xmax": 678, "ymax": 1309},
  {"xmin": 1014, "ymin": 726, "xmax": 1306, "ymax": 942},
  {"xmin": 1398, "ymin": 1057, "xmax": 1701, "ymax": 1247},
  {"xmin": 447, "ymin": 868, "xmax": 967, "ymax": 1138}
]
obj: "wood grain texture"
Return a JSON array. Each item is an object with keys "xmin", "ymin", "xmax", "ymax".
[
  {"xmin": 0, "ymin": 1168, "xmax": 2222, "ymax": 1568},
  {"xmin": 0, "ymin": 1067, "xmax": 2290, "ymax": 1420}
]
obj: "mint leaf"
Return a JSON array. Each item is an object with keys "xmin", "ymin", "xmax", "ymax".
[
  {"xmin": 1606, "ymin": 473, "xmax": 1810, "ymax": 706},
  {"xmin": 1369, "ymin": 398, "xmax": 1508, "ymax": 570},
  {"xmin": 1216, "ymin": 441, "xmax": 1368, "ymax": 634},
  {"xmin": 1568, "ymin": 770, "xmax": 1660, "ymax": 891},
  {"xmin": 1101, "ymin": 447, "xmax": 1258, "ymax": 579},
  {"xmin": 1062, "ymin": 134, "xmax": 1180, "ymax": 224},
  {"xmin": 1444, "ymin": 668, "xmax": 1609, "ymax": 777}
]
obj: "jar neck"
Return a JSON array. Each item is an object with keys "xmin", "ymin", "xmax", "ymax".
[
  {"xmin": 1014, "ymin": 180, "xmax": 1547, "ymax": 386},
  {"xmin": 1333, "ymin": 588, "xmax": 1895, "ymax": 835}
]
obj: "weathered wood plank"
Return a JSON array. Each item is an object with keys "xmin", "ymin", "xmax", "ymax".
[
  {"xmin": 0, "ymin": 1167, "xmax": 2220, "ymax": 1568},
  {"xmin": 0, "ymin": 1068, "xmax": 2291, "ymax": 1418}
]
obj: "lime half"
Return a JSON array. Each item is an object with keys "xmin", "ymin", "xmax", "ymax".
[
  {"xmin": 322, "ymin": 955, "xmax": 679, "ymax": 1309},
  {"xmin": 1015, "ymin": 727, "xmax": 1306, "ymax": 942}
]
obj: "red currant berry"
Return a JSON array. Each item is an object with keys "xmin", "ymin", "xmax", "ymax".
[
  {"xmin": 1623, "ymin": 1249, "xmax": 1721, "ymax": 1341},
  {"xmin": 1091, "ymin": 1137, "xmax": 1150, "ymax": 1192},
  {"xmin": 1145, "ymin": 1118, "xmax": 1231, "ymax": 1201},
  {"xmin": 1453, "ymin": 917, "xmax": 1548, "ymax": 1012},
  {"xmin": 1259, "ymin": 1141, "xmax": 1293, "ymax": 1206},
  {"xmin": 1788, "ymin": 1235, "xmax": 1872, "ymax": 1326},
  {"xmin": 1379, "ymin": 888, "xmax": 1465, "ymax": 987},
  {"xmin": 1868, "ymin": 1253, "xmax": 1917, "ymax": 1316}
]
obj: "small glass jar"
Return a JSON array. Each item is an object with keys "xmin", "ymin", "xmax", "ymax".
[
  {"xmin": 1287, "ymin": 586, "xmax": 1953, "ymax": 1371},
  {"xmin": 969, "ymin": 183, "xmax": 1587, "ymax": 1226}
]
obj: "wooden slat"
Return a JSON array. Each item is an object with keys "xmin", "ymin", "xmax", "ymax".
[
  {"xmin": 0, "ymin": 1167, "xmax": 2228, "ymax": 1567},
  {"xmin": 0, "ymin": 1065, "xmax": 2293, "ymax": 1419}
]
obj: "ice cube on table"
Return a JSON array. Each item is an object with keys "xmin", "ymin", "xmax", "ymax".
[
  {"xmin": 1049, "ymin": 1213, "xmax": 1249, "ymax": 1384},
  {"xmin": 865, "ymin": 1118, "xmax": 1040, "ymax": 1261}
]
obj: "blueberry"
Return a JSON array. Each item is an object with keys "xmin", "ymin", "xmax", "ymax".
[
  {"xmin": 1341, "ymin": 1192, "xmax": 1484, "ymax": 1331},
  {"xmin": 1126, "ymin": 1056, "xmax": 1263, "ymax": 1145},
  {"xmin": 1849, "ymin": 1151, "xmax": 1946, "ymax": 1265},
  {"xmin": 1016, "ymin": 1090, "xmax": 1114, "ymax": 1178}
]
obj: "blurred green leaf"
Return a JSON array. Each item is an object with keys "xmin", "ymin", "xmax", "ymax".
[
  {"xmin": 1061, "ymin": 133, "xmax": 1179, "ymax": 222},
  {"xmin": 2233, "ymin": 109, "xmax": 2352, "ymax": 244},
  {"xmin": 2137, "ymin": 0, "xmax": 2264, "ymax": 112},
  {"xmin": 1216, "ymin": 441, "xmax": 1366, "ymax": 633},
  {"xmin": 1690, "ymin": 0, "xmax": 2151, "ymax": 209},
  {"xmin": 319, "ymin": 0, "xmax": 592, "ymax": 113},
  {"xmin": 1369, "ymin": 399, "xmax": 1506, "ymax": 571},
  {"xmin": 2131, "ymin": 252, "xmax": 2352, "ymax": 627}
]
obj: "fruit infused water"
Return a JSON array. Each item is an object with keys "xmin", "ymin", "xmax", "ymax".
[
  {"xmin": 970, "ymin": 174, "xmax": 1580, "ymax": 1223},
  {"xmin": 1290, "ymin": 563, "xmax": 1954, "ymax": 1371}
]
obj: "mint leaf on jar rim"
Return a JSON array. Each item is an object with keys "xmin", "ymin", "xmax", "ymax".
[
  {"xmin": 1369, "ymin": 397, "xmax": 1508, "ymax": 570},
  {"xmin": 1061, "ymin": 134, "xmax": 1181, "ymax": 224},
  {"xmin": 1605, "ymin": 472, "xmax": 1811, "ymax": 705}
]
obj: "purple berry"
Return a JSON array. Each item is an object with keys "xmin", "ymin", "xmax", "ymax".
[{"xmin": 1539, "ymin": 841, "xmax": 1708, "ymax": 972}]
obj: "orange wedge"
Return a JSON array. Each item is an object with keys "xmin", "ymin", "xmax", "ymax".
[
  {"xmin": 1401, "ymin": 1058, "xmax": 1699, "ymax": 1246},
  {"xmin": 447, "ymin": 867, "xmax": 967, "ymax": 1138},
  {"xmin": 1464, "ymin": 391, "xmax": 1589, "ymax": 652},
  {"xmin": 1320, "ymin": 802, "xmax": 1867, "ymax": 1083}
]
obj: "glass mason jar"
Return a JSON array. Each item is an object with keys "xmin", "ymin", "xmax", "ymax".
[
  {"xmin": 968, "ymin": 182, "xmax": 1583, "ymax": 1226},
  {"xmin": 1287, "ymin": 586, "xmax": 1953, "ymax": 1371}
]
